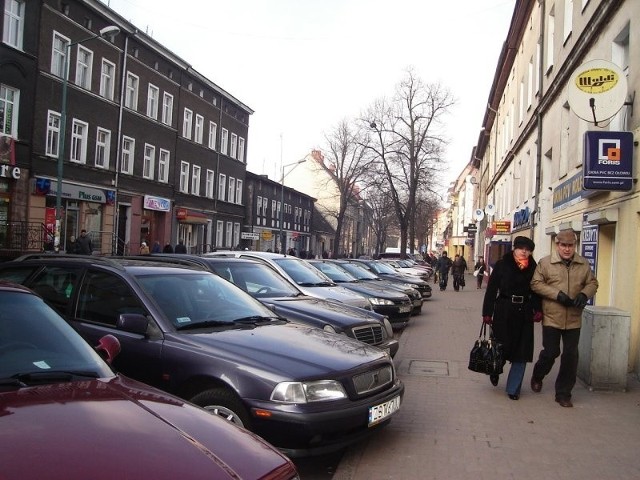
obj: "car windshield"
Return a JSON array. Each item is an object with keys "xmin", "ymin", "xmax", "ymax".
[
  {"xmin": 311, "ymin": 262, "xmax": 357, "ymax": 283},
  {"xmin": 136, "ymin": 272, "xmax": 279, "ymax": 329},
  {"xmin": 370, "ymin": 262, "xmax": 398, "ymax": 274},
  {"xmin": 207, "ymin": 262, "xmax": 302, "ymax": 299},
  {"xmin": 272, "ymin": 258, "xmax": 336, "ymax": 287},
  {"xmin": 0, "ymin": 290, "xmax": 114, "ymax": 382},
  {"xmin": 340, "ymin": 263, "xmax": 379, "ymax": 280}
]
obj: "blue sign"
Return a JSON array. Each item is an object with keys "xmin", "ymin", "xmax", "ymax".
[
  {"xmin": 583, "ymin": 131, "xmax": 633, "ymax": 190},
  {"xmin": 581, "ymin": 218, "xmax": 598, "ymax": 306}
]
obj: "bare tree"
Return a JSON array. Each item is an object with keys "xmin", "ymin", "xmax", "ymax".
[
  {"xmin": 317, "ymin": 119, "xmax": 374, "ymax": 258},
  {"xmin": 364, "ymin": 69, "xmax": 454, "ymax": 257}
]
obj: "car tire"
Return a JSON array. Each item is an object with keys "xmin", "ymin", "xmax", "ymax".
[{"xmin": 191, "ymin": 387, "xmax": 251, "ymax": 429}]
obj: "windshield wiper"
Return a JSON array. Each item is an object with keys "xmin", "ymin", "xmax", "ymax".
[
  {"xmin": 6, "ymin": 370, "xmax": 100, "ymax": 386},
  {"xmin": 176, "ymin": 319, "xmax": 236, "ymax": 331},
  {"xmin": 234, "ymin": 315, "xmax": 282, "ymax": 325}
]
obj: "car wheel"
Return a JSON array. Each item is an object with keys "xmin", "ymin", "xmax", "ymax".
[{"xmin": 190, "ymin": 387, "xmax": 251, "ymax": 428}]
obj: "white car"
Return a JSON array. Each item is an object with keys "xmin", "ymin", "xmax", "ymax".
[{"xmin": 205, "ymin": 251, "xmax": 372, "ymax": 310}]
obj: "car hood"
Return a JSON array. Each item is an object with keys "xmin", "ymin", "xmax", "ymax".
[
  {"xmin": 182, "ymin": 323, "xmax": 388, "ymax": 378},
  {"xmin": 336, "ymin": 281, "xmax": 407, "ymax": 300},
  {"xmin": 0, "ymin": 376, "xmax": 292, "ymax": 480},
  {"xmin": 296, "ymin": 284, "xmax": 370, "ymax": 309},
  {"xmin": 264, "ymin": 295, "xmax": 383, "ymax": 327}
]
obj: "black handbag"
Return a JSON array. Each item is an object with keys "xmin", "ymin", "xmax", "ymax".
[{"xmin": 468, "ymin": 323, "xmax": 504, "ymax": 375}]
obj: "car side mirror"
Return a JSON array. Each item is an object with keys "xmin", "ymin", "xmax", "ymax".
[
  {"xmin": 95, "ymin": 334, "xmax": 121, "ymax": 364},
  {"xmin": 117, "ymin": 313, "xmax": 150, "ymax": 335}
]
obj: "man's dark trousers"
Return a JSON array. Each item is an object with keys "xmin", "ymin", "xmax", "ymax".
[{"xmin": 532, "ymin": 326, "xmax": 580, "ymax": 400}]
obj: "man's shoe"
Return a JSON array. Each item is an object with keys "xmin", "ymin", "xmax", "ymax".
[
  {"xmin": 531, "ymin": 377, "xmax": 542, "ymax": 393},
  {"xmin": 556, "ymin": 398, "xmax": 573, "ymax": 408},
  {"xmin": 490, "ymin": 375, "xmax": 499, "ymax": 386},
  {"xmin": 508, "ymin": 394, "xmax": 519, "ymax": 400}
]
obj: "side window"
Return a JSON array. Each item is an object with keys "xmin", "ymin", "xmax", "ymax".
[
  {"xmin": 0, "ymin": 265, "xmax": 39, "ymax": 284},
  {"xmin": 77, "ymin": 271, "xmax": 146, "ymax": 326},
  {"xmin": 28, "ymin": 266, "xmax": 80, "ymax": 316}
]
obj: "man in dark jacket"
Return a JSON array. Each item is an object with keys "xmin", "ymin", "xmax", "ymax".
[
  {"xmin": 451, "ymin": 254, "xmax": 467, "ymax": 291},
  {"xmin": 436, "ymin": 252, "xmax": 453, "ymax": 291},
  {"xmin": 530, "ymin": 229, "xmax": 598, "ymax": 407},
  {"xmin": 174, "ymin": 240, "xmax": 187, "ymax": 253},
  {"xmin": 76, "ymin": 229, "xmax": 92, "ymax": 255}
]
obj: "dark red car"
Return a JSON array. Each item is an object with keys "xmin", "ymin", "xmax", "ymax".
[{"xmin": 0, "ymin": 283, "xmax": 298, "ymax": 480}]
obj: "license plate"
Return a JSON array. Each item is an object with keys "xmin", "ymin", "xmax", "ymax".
[
  {"xmin": 368, "ymin": 395, "xmax": 401, "ymax": 426},
  {"xmin": 399, "ymin": 305, "xmax": 411, "ymax": 313}
]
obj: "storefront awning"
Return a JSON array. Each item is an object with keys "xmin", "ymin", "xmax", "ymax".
[{"xmin": 176, "ymin": 208, "xmax": 209, "ymax": 225}]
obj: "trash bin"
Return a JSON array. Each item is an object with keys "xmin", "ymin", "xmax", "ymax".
[{"xmin": 578, "ymin": 306, "xmax": 630, "ymax": 391}]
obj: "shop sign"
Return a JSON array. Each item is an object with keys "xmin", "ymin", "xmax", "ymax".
[
  {"xmin": 144, "ymin": 195, "xmax": 171, "ymax": 212},
  {"xmin": 241, "ymin": 232, "xmax": 260, "ymax": 240},
  {"xmin": 583, "ymin": 131, "xmax": 633, "ymax": 191},
  {"xmin": 512, "ymin": 207, "xmax": 531, "ymax": 229},
  {"xmin": 552, "ymin": 172, "xmax": 584, "ymax": 213},
  {"xmin": 261, "ymin": 231, "xmax": 273, "ymax": 241},
  {"xmin": 38, "ymin": 178, "xmax": 111, "ymax": 204},
  {"xmin": 493, "ymin": 221, "xmax": 511, "ymax": 234},
  {"xmin": 0, "ymin": 164, "xmax": 21, "ymax": 179}
]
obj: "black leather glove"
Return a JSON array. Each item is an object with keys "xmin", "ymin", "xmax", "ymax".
[
  {"xmin": 557, "ymin": 291, "xmax": 574, "ymax": 307},
  {"xmin": 573, "ymin": 293, "xmax": 588, "ymax": 309}
]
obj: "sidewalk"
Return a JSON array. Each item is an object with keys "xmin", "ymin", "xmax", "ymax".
[{"xmin": 334, "ymin": 277, "xmax": 640, "ymax": 480}]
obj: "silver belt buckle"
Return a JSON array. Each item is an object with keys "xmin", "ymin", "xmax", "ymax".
[{"xmin": 512, "ymin": 295, "xmax": 524, "ymax": 303}]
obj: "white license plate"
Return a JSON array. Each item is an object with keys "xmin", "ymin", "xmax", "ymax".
[
  {"xmin": 399, "ymin": 305, "xmax": 411, "ymax": 313},
  {"xmin": 368, "ymin": 395, "xmax": 401, "ymax": 426}
]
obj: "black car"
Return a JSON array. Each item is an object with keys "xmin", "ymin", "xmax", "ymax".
[
  {"xmin": 329, "ymin": 259, "xmax": 424, "ymax": 315},
  {"xmin": 123, "ymin": 254, "xmax": 398, "ymax": 357},
  {"xmin": 0, "ymin": 255, "xmax": 404, "ymax": 457},
  {"xmin": 349, "ymin": 259, "xmax": 433, "ymax": 300},
  {"xmin": 307, "ymin": 259, "xmax": 412, "ymax": 328}
]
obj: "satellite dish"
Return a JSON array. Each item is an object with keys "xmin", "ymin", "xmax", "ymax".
[
  {"xmin": 568, "ymin": 59, "xmax": 628, "ymax": 125},
  {"xmin": 473, "ymin": 209, "xmax": 485, "ymax": 221},
  {"xmin": 485, "ymin": 204, "xmax": 495, "ymax": 216}
]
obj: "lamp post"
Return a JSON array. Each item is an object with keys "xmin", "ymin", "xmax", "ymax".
[
  {"xmin": 279, "ymin": 158, "xmax": 306, "ymax": 253},
  {"xmin": 55, "ymin": 25, "xmax": 120, "ymax": 252}
]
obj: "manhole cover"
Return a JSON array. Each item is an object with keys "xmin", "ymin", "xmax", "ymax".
[{"xmin": 407, "ymin": 360, "xmax": 450, "ymax": 376}]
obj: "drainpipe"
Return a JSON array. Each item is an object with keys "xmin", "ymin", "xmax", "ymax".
[
  {"xmin": 113, "ymin": 32, "xmax": 130, "ymax": 254},
  {"xmin": 532, "ymin": 0, "xmax": 546, "ymax": 241}
]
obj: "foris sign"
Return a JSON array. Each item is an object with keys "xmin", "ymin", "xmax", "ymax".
[{"xmin": 583, "ymin": 131, "xmax": 633, "ymax": 190}]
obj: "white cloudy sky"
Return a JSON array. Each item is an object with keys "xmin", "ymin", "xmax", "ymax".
[{"xmin": 101, "ymin": 0, "xmax": 514, "ymax": 185}]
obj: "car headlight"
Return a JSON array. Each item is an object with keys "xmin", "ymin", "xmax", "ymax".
[
  {"xmin": 402, "ymin": 283, "xmax": 417, "ymax": 289},
  {"xmin": 323, "ymin": 324, "xmax": 337, "ymax": 334},
  {"xmin": 271, "ymin": 380, "xmax": 347, "ymax": 403},
  {"xmin": 368, "ymin": 297, "xmax": 394, "ymax": 306}
]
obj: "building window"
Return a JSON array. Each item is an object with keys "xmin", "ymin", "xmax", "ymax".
[
  {"xmin": 51, "ymin": 32, "xmax": 70, "ymax": 78},
  {"xmin": 238, "ymin": 137, "xmax": 245, "ymax": 163},
  {"xmin": 75, "ymin": 45, "xmax": 93, "ymax": 89},
  {"xmin": 162, "ymin": 92, "xmax": 173, "ymax": 125},
  {"xmin": 191, "ymin": 165, "xmax": 201, "ymax": 196},
  {"xmin": 147, "ymin": 84, "xmax": 159, "ymax": 119},
  {"xmin": 228, "ymin": 177, "xmax": 235, "ymax": 204},
  {"xmin": 95, "ymin": 127, "xmax": 110, "ymax": 168},
  {"xmin": 205, "ymin": 169, "xmax": 215, "ymax": 198},
  {"xmin": 125, "ymin": 72, "xmax": 139, "ymax": 110},
  {"xmin": 221, "ymin": 128, "xmax": 228, "ymax": 155},
  {"xmin": 218, "ymin": 173, "xmax": 226, "ymax": 201},
  {"xmin": 235, "ymin": 179, "xmax": 243, "ymax": 205},
  {"xmin": 45, "ymin": 110, "xmax": 61, "ymax": 157},
  {"xmin": 158, "ymin": 149, "xmax": 170, "ymax": 183},
  {"xmin": 143, "ymin": 143, "xmax": 155, "ymax": 179},
  {"xmin": 546, "ymin": 7, "xmax": 555, "ymax": 72},
  {"xmin": 183, "ymin": 108, "xmax": 193, "ymax": 139},
  {"xmin": 0, "ymin": 84, "xmax": 18, "ymax": 137},
  {"xmin": 100, "ymin": 59, "xmax": 116, "ymax": 100},
  {"xmin": 180, "ymin": 161, "xmax": 189, "ymax": 193},
  {"xmin": 3, "ymin": 0, "xmax": 25, "ymax": 50},
  {"xmin": 233, "ymin": 223, "xmax": 240, "ymax": 248},
  {"xmin": 226, "ymin": 221, "xmax": 233, "ymax": 248},
  {"xmin": 256, "ymin": 195, "xmax": 262, "ymax": 216},
  {"xmin": 194, "ymin": 114, "xmax": 204, "ymax": 144},
  {"xmin": 563, "ymin": 0, "xmax": 573, "ymax": 42},
  {"xmin": 216, "ymin": 221, "xmax": 224, "ymax": 247},
  {"xmin": 527, "ymin": 58, "xmax": 533, "ymax": 108},
  {"xmin": 230, "ymin": 132, "xmax": 238, "ymax": 159},
  {"xmin": 208, "ymin": 121, "xmax": 217, "ymax": 149},
  {"xmin": 70, "ymin": 119, "xmax": 88, "ymax": 164},
  {"xmin": 121, "ymin": 136, "xmax": 134, "ymax": 174}
]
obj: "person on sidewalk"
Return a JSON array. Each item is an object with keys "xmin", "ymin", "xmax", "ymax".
[
  {"xmin": 76, "ymin": 229, "xmax": 93, "ymax": 255},
  {"xmin": 436, "ymin": 251, "xmax": 453, "ymax": 291},
  {"xmin": 529, "ymin": 229, "xmax": 598, "ymax": 408},
  {"xmin": 482, "ymin": 236, "xmax": 542, "ymax": 400},
  {"xmin": 474, "ymin": 256, "xmax": 487, "ymax": 289},
  {"xmin": 452, "ymin": 254, "xmax": 467, "ymax": 291}
]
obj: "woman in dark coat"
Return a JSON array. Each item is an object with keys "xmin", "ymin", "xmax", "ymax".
[{"xmin": 482, "ymin": 236, "xmax": 542, "ymax": 400}]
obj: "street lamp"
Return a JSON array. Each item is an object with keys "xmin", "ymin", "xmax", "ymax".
[
  {"xmin": 55, "ymin": 25, "xmax": 120, "ymax": 252},
  {"xmin": 279, "ymin": 158, "xmax": 306, "ymax": 253}
]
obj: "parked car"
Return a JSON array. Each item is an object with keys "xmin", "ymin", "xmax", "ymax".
[
  {"xmin": 349, "ymin": 259, "xmax": 433, "ymax": 300},
  {"xmin": 307, "ymin": 259, "xmax": 412, "ymax": 328},
  {"xmin": 328, "ymin": 259, "xmax": 424, "ymax": 315},
  {"xmin": 122, "ymin": 254, "xmax": 398, "ymax": 357},
  {"xmin": 378, "ymin": 258, "xmax": 431, "ymax": 282},
  {"xmin": 205, "ymin": 251, "xmax": 372, "ymax": 310},
  {"xmin": 0, "ymin": 282, "xmax": 298, "ymax": 479},
  {"xmin": 0, "ymin": 256, "xmax": 404, "ymax": 456}
]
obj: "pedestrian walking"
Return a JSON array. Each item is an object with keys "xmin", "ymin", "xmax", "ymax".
[
  {"xmin": 76, "ymin": 229, "xmax": 93, "ymax": 255},
  {"xmin": 436, "ymin": 251, "xmax": 453, "ymax": 291},
  {"xmin": 530, "ymin": 229, "xmax": 598, "ymax": 408},
  {"xmin": 151, "ymin": 241, "xmax": 161, "ymax": 253},
  {"xmin": 474, "ymin": 256, "xmax": 487, "ymax": 289},
  {"xmin": 174, "ymin": 240, "xmax": 187, "ymax": 253},
  {"xmin": 451, "ymin": 254, "xmax": 467, "ymax": 291},
  {"xmin": 163, "ymin": 243, "xmax": 174, "ymax": 253},
  {"xmin": 139, "ymin": 241, "xmax": 150, "ymax": 255},
  {"xmin": 482, "ymin": 236, "xmax": 542, "ymax": 400}
]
